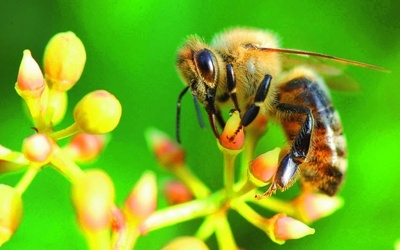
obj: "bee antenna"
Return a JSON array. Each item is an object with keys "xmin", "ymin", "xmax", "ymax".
[
  {"xmin": 192, "ymin": 94, "xmax": 205, "ymax": 129},
  {"xmin": 176, "ymin": 86, "xmax": 190, "ymax": 143}
]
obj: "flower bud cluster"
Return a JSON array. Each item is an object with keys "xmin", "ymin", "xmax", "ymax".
[{"xmin": 2, "ymin": 31, "xmax": 124, "ymax": 247}]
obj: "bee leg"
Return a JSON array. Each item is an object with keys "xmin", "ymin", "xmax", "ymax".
[
  {"xmin": 226, "ymin": 64, "xmax": 241, "ymax": 112},
  {"xmin": 258, "ymin": 104, "xmax": 313, "ymax": 198},
  {"xmin": 215, "ymin": 108, "xmax": 226, "ymax": 128},
  {"xmin": 240, "ymin": 74, "xmax": 272, "ymax": 127},
  {"xmin": 227, "ymin": 74, "xmax": 272, "ymax": 141},
  {"xmin": 202, "ymin": 83, "xmax": 223, "ymax": 138},
  {"xmin": 206, "ymin": 109, "xmax": 221, "ymax": 138}
]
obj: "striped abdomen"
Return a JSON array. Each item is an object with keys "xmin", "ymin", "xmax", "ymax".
[{"xmin": 275, "ymin": 75, "xmax": 347, "ymax": 195}]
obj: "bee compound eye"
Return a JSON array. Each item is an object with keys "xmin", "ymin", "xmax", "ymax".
[{"xmin": 195, "ymin": 49, "xmax": 216, "ymax": 83}]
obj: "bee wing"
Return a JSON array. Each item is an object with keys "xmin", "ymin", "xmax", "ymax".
[
  {"xmin": 257, "ymin": 47, "xmax": 389, "ymax": 92},
  {"xmin": 259, "ymin": 47, "xmax": 389, "ymax": 72},
  {"xmin": 280, "ymin": 56, "xmax": 344, "ymax": 76},
  {"xmin": 281, "ymin": 56, "xmax": 361, "ymax": 91}
]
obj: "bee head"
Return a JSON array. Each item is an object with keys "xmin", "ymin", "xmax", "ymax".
[{"xmin": 176, "ymin": 36, "xmax": 219, "ymax": 106}]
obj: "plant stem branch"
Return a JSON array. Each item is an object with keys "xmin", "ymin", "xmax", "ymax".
[
  {"xmin": 15, "ymin": 166, "xmax": 39, "ymax": 195},
  {"xmin": 172, "ymin": 166, "xmax": 210, "ymax": 198},
  {"xmin": 49, "ymin": 123, "xmax": 81, "ymax": 140},
  {"xmin": 248, "ymin": 195, "xmax": 296, "ymax": 216},
  {"xmin": 140, "ymin": 191, "xmax": 223, "ymax": 234},
  {"xmin": 50, "ymin": 146, "xmax": 84, "ymax": 183},
  {"xmin": 214, "ymin": 211, "xmax": 238, "ymax": 250}
]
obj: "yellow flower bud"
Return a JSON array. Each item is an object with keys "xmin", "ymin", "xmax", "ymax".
[
  {"xmin": 46, "ymin": 90, "xmax": 68, "ymax": 126},
  {"xmin": 74, "ymin": 90, "xmax": 122, "ymax": 134},
  {"xmin": 0, "ymin": 185, "xmax": 23, "ymax": 247},
  {"xmin": 162, "ymin": 236, "xmax": 209, "ymax": 250},
  {"xmin": 22, "ymin": 134, "xmax": 53, "ymax": 163},
  {"xmin": 218, "ymin": 111, "xmax": 244, "ymax": 150},
  {"xmin": 44, "ymin": 31, "xmax": 86, "ymax": 91},
  {"xmin": 15, "ymin": 50, "xmax": 45, "ymax": 98},
  {"xmin": 71, "ymin": 169, "xmax": 115, "ymax": 231}
]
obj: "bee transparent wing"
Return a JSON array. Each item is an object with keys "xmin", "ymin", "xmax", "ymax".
[
  {"xmin": 279, "ymin": 55, "xmax": 361, "ymax": 91},
  {"xmin": 281, "ymin": 55, "xmax": 344, "ymax": 76},
  {"xmin": 259, "ymin": 47, "xmax": 389, "ymax": 72},
  {"xmin": 257, "ymin": 47, "xmax": 389, "ymax": 91}
]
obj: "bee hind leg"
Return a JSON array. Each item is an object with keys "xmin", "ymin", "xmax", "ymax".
[{"xmin": 260, "ymin": 104, "xmax": 314, "ymax": 197}]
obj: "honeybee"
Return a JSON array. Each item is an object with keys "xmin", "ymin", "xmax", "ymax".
[{"xmin": 175, "ymin": 27, "xmax": 385, "ymax": 197}]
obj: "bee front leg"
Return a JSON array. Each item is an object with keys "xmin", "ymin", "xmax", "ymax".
[
  {"xmin": 240, "ymin": 74, "xmax": 272, "ymax": 127},
  {"xmin": 226, "ymin": 74, "xmax": 272, "ymax": 140},
  {"xmin": 226, "ymin": 64, "xmax": 241, "ymax": 112},
  {"xmin": 257, "ymin": 104, "xmax": 314, "ymax": 198}
]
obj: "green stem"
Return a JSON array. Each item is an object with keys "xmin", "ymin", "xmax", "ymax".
[
  {"xmin": 172, "ymin": 166, "xmax": 210, "ymax": 198},
  {"xmin": 233, "ymin": 179, "xmax": 257, "ymax": 198},
  {"xmin": 49, "ymin": 123, "xmax": 81, "ymax": 140},
  {"xmin": 231, "ymin": 200, "xmax": 265, "ymax": 230},
  {"xmin": 249, "ymin": 195, "xmax": 296, "ymax": 216},
  {"xmin": 195, "ymin": 215, "xmax": 216, "ymax": 241},
  {"xmin": 239, "ymin": 133, "xmax": 258, "ymax": 180},
  {"xmin": 140, "ymin": 191, "xmax": 223, "ymax": 234},
  {"xmin": 50, "ymin": 146, "xmax": 84, "ymax": 183},
  {"xmin": 214, "ymin": 211, "xmax": 238, "ymax": 250},
  {"xmin": 15, "ymin": 166, "xmax": 39, "ymax": 195},
  {"xmin": 223, "ymin": 151, "xmax": 237, "ymax": 199}
]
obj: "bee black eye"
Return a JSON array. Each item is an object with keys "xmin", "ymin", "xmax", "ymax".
[{"xmin": 195, "ymin": 49, "xmax": 216, "ymax": 83}]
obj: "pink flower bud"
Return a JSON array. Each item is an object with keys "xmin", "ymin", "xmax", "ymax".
[
  {"xmin": 292, "ymin": 192, "xmax": 343, "ymax": 223},
  {"xmin": 146, "ymin": 128, "xmax": 185, "ymax": 169},
  {"xmin": 44, "ymin": 31, "xmax": 86, "ymax": 91},
  {"xmin": 22, "ymin": 134, "xmax": 53, "ymax": 163},
  {"xmin": 265, "ymin": 213, "xmax": 314, "ymax": 244},
  {"xmin": 124, "ymin": 172, "xmax": 157, "ymax": 223},
  {"xmin": 0, "ymin": 145, "xmax": 29, "ymax": 175},
  {"xmin": 71, "ymin": 169, "xmax": 115, "ymax": 231},
  {"xmin": 218, "ymin": 111, "xmax": 244, "ymax": 150},
  {"xmin": 274, "ymin": 214, "xmax": 315, "ymax": 241},
  {"xmin": 16, "ymin": 50, "xmax": 45, "ymax": 98},
  {"xmin": 64, "ymin": 133, "xmax": 106, "ymax": 162},
  {"xmin": 163, "ymin": 180, "xmax": 193, "ymax": 205},
  {"xmin": 248, "ymin": 148, "xmax": 280, "ymax": 187},
  {"xmin": 0, "ymin": 185, "xmax": 23, "ymax": 246},
  {"xmin": 162, "ymin": 236, "xmax": 209, "ymax": 250}
]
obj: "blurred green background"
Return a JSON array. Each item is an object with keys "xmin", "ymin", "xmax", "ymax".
[{"xmin": 0, "ymin": 0, "xmax": 399, "ymax": 249}]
